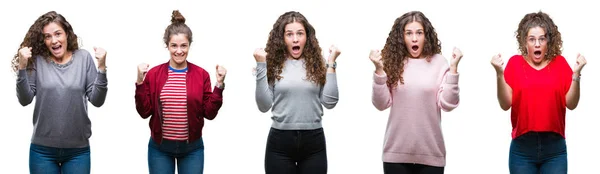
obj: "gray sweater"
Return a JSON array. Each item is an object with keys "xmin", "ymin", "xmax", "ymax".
[
  {"xmin": 255, "ymin": 59, "xmax": 338, "ymax": 130},
  {"xmin": 16, "ymin": 49, "xmax": 108, "ymax": 148}
]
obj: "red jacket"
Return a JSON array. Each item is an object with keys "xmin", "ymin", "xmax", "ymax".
[{"xmin": 135, "ymin": 61, "xmax": 223, "ymax": 144}]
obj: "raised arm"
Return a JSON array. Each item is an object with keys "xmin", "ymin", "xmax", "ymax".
[
  {"xmin": 491, "ymin": 53, "xmax": 512, "ymax": 111},
  {"xmin": 369, "ymin": 49, "xmax": 392, "ymax": 111},
  {"xmin": 135, "ymin": 63, "xmax": 153, "ymax": 119},
  {"xmin": 16, "ymin": 47, "xmax": 36, "ymax": 106},
  {"xmin": 254, "ymin": 48, "xmax": 274, "ymax": 113},
  {"xmin": 85, "ymin": 48, "xmax": 108, "ymax": 107},
  {"xmin": 566, "ymin": 54, "xmax": 586, "ymax": 110},
  {"xmin": 321, "ymin": 45, "xmax": 340, "ymax": 109}
]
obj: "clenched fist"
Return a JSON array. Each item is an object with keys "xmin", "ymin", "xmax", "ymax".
[
  {"xmin": 94, "ymin": 47, "xmax": 107, "ymax": 71},
  {"xmin": 490, "ymin": 53, "xmax": 504, "ymax": 74},
  {"xmin": 18, "ymin": 47, "xmax": 32, "ymax": 70},
  {"xmin": 573, "ymin": 53, "xmax": 587, "ymax": 75},
  {"xmin": 328, "ymin": 45, "xmax": 341, "ymax": 63},
  {"xmin": 137, "ymin": 63, "xmax": 149, "ymax": 85},
  {"xmin": 216, "ymin": 64, "xmax": 227, "ymax": 88},
  {"xmin": 254, "ymin": 48, "xmax": 267, "ymax": 62}
]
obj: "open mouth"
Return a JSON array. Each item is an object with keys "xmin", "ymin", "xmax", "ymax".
[
  {"xmin": 411, "ymin": 45, "xmax": 419, "ymax": 52},
  {"xmin": 292, "ymin": 46, "xmax": 300, "ymax": 52},
  {"xmin": 533, "ymin": 51, "xmax": 542, "ymax": 58},
  {"xmin": 51, "ymin": 45, "xmax": 62, "ymax": 52}
]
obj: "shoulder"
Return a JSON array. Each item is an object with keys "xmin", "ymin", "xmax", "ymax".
[
  {"xmin": 73, "ymin": 49, "xmax": 92, "ymax": 59},
  {"xmin": 147, "ymin": 62, "xmax": 169, "ymax": 75},
  {"xmin": 430, "ymin": 54, "xmax": 449, "ymax": 67},
  {"xmin": 187, "ymin": 62, "xmax": 209, "ymax": 76},
  {"xmin": 506, "ymin": 54, "xmax": 524, "ymax": 68}
]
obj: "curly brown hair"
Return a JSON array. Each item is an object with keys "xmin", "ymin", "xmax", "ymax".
[
  {"xmin": 163, "ymin": 10, "xmax": 192, "ymax": 47},
  {"xmin": 381, "ymin": 11, "xmax": 441, "ymax": 88},
  {"xmin": 516, "ymin": 11, "xmax": 562, "ymax": 61},
  {"xmin": 11, "ymin": 11, "xmax": 79, "ymax": 73},
  {"xmin": 265, "ymin": 11, "xmax": 325, "ymax": 86}
]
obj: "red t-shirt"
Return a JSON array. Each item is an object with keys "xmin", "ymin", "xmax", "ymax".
[{"xmin": 504, "ymin": 55, "xmax": 573, "ymax": 139}]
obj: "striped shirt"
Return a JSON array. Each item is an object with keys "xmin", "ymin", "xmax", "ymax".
[{"xmin": 160, "ymin": 66, "xmax": 189, "ymax": 141}]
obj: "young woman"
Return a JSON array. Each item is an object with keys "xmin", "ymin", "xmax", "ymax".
[
  {"xmin": 370, "ymin": 11, "xmax": 463, "ymax": 174},
  {"xmin": 491, "ymin": 11, "xmax": 586, "ymax": 174},
  {"xmin": 13, "ymin": 11, "xmax": 108, "ymax": 174},
  {"xmin": 253, "ymin": 11, "xmax": 340, "ymax": 174},
  {"xmin": 135, "ymin": 10, "xmax": 227, "ymax": 174}
]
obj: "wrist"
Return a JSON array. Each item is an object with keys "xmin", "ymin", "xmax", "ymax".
[
  {"xmin": 572, "ymin": 73, "xmax": 581, "ymax": 82},
  {"xmin": 216, "ymin": 82, "xmax": 225, "ymax": 89}
]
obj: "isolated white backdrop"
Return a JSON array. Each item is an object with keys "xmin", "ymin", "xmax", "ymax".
[{"xmin": 1, "ymin": 0, "xmax": 598, "ymax": 173}]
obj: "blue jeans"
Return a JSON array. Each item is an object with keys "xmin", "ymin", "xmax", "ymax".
[
  {"xmin": 509, "ymin": 131, "xmax": 567, "ymax": 174},
  {"xmin": 148, "ymin": 137, "xmax": 205, "ymax": 174},
  {"xmin": 29, "ymin": 143, "xmax": 91, "ymax": 174}
]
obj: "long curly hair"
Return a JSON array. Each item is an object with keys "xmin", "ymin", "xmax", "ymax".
[
  {"xmin": 265, "ymin": 11, "xmax": 325, "ymax": 86},
  {"xmin": 516, "ymin": 11, "xmax": 562, "ymax": 61},
  {"xmin": 11, "ymin": 11, "xmax": 79, "ymax": 73},
  {"xmin": 163, "ymin": 10, "xmax": 192, "ymax": 47},
  {"xmin": 381, "ymin": 11, "xmax": 441, "ymax": 88}
]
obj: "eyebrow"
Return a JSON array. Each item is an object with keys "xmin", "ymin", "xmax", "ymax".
[
  {"xmin": 43, "ymin": 29, "xmax": 64, "ymax": 35},
  {"xmin": 285, "ymin": 29, "xmax": 305, "ymax": 33}
]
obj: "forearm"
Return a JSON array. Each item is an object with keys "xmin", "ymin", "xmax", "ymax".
[
  {"xmin": 88, "ymin": 72, "xmax": 108, "ymax": 107},
  {"xmin": 496, "ymin": 73, "xmax": 512, "ymax": 110},
  {"xmin": 255, "ymin": 62, "xmax": 273, "ymax": 112},
  {"xmin": 566, "ymin": 73, "xmax": 580, "ymax": 110},
  {"xmin": 16, "ymin": 69, "xmax": 35, "ymax": 106}
]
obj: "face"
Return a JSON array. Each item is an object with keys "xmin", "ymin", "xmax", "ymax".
[
  {"xmin": 284, "ymin": 21, "xmax": 307, "ymax": 59},
  {"xmin": 43, "ymin": 22, "xmax": 68, "ymax": 59},
  {"xmin": 525, "ymin": 26, "xmax": 548, "ymax": 64},
  {"xmin": 168, "ymin": 34, "xmax": 190, "ymax": 65},
  {"xmin": 403, "ymin": 21, "xmax": 425, "ymax": 58}
]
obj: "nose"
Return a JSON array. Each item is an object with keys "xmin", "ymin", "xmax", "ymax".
[
  {"xmin": 411, "ymin": 34, "xmax": 418, "ymax": 42},
  {"xmin": 534, "ymin": 39, "xmax": 541, "ymax": 47},
  {"xmin": 51, "ymin": 35, "xmax": 59, "ymax": 44},
  {"xmin": 293, "ymin": 34, "xmax": 299, "ymax": 43},
  {"xmin": 176, "ymin": 47, "xmax": 184, "ymax": 55}
]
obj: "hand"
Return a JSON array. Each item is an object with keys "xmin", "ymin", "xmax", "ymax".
[
  {"xmin": 253, "ymin": 48, "xmax": 267, "ymax": 62},
  {"xmin": 573, "ymin": 53, "xmax": 587, "ymax": 75},
  {"xmin": 328, "ymin": 45, "xmax": 341, "ymax": 63},
  {"xmin": 18, "ymin": 47, "xmax": 32, "ymax": 69},
  {"xmin": 490, "ymin": 53, "xmax": 504, "ymax": 74},
  {"xmin": 450, "ymin": 47, "xmax": 463, "ymax": 74},
  {"xmin": 94, "ymin": 47, "xmax": 107, "ymax": 70},
  {"xmin": 216, "ymin": 64, "xmax": 227, "ymax": 87},
  {"xmin": 369, "ymin": 49, "xmax": 383, "ymax": 70},
  {"xmin": 137, "ymin": 63, "xmax": 149, "ymax": 84}
]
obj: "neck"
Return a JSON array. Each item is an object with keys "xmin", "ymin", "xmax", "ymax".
[
  {"xmin": 51, "ymin": 51, "xmax": 73, "ymax": 64},
  {"xmin": 525, "ymin": 55, "xmax": 549, "ymax": 69},
  {"xmin": 287, "ymin": 54, "xmax": 302, "ymax": 60},
  {"xmin": 169, "ymin": 60, "xmax": 187, "ymax": 70}
]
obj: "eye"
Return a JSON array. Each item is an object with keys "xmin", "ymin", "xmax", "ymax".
[
  {"xmin": 417, "ymin": 31, "xmax": 423, "ymax": 35},
  {"xmin": 286, "ymin": 33, "xmax": 292, "ymax": 37}
]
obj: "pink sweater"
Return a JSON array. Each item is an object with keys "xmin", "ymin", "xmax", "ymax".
[{"xmin": 372, "ymin": 54, "xmax": 460, "ymax": 167}]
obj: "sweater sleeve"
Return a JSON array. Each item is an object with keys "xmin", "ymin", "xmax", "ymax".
[
  {"xmin": 372, "ymin": 72, "xmax": 392, "ymax": 111},
  {"xmin": 437, "ymin": 66, "xmax": 460, "ymax": 112},
  {"xmin": 320, "ymin": 73, "xmax": 339, "ymax": 109},
  {"xmin": 16, "ymin": 69, "xmax": 36, "ymax": 106},
  {"xmin": 85, "ymin": 53, "xmax": 108, "ymax": 107},
  {"xmin": 255, "ymin": 62, "xmax": 274, "ymax": 113}
]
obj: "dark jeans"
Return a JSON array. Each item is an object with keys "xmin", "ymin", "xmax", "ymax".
[
  {"xmin": 509, "ymin": 131, "xmax": 567, "ymax": 174},
  {"xmin": 29, "ymin": 143, "xmax": 91, "ymax": 174},
  {"xmin": 383, "ymin": 162, "xmax": 444, "ymax": 174},
  {"xmin": 265, "ymin": 127, "xmax": 327, "ymax": 174},
  {"xmin": 148, "ymin": 137, "xmax": 205, "ymax": 174}
]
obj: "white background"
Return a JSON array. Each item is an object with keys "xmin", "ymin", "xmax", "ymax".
[{"xmin": 1, "ymin": 0, "xmax": 598, "ymax": 173}]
